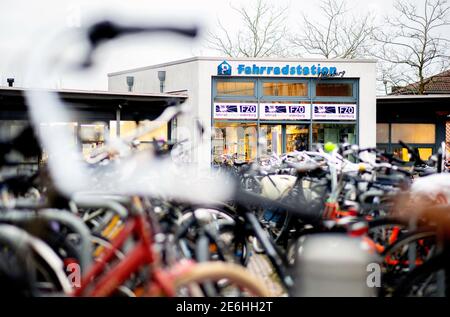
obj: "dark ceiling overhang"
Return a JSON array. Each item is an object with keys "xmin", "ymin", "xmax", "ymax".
[
  {"xmin": 0, "ymin": 87, "xmax": 188, "ymax": 121},
  {"xmin": 377, "ymin": 95, "xmax": 450, "ymax": 122}
]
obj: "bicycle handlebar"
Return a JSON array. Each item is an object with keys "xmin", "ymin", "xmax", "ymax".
[
  {"xmin": 81, "ymin": 20, "xmax": 198, "ymax": 68},
  {"xmin": 234, "ymin": 188, "xmax": 322, "ymax": 224},
  {"xmin": 284, "ymin": 161, "xmax": 322, "ymax": 174}
]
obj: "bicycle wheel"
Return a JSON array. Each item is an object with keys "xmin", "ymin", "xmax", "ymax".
[
  {"xmin": 177, "ymin": 207, "xmax": 250, "ymax": 266},
  {"xmin": 173, "ymin": 262, "xmax": 270, "ymax": 297},
  {"xmin": 392, "ymin": 252, "xmax": 449, "ymax": 297},
  {"xmin": 380, "ymin": 230, "xmax": 437, "ymax": 296},
  {"xmin": 367, "ymin": 217, "xmax": 409, "ymax": 250}
]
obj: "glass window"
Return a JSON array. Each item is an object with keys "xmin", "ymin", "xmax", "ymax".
[
  {"xmin": 312, "ymin": 123, "xmax": 356, "ymax": 149},
  {"xmin": 376, "ymin": 123, "xmax": 389, "ymax": 143},
  {"xmin": 391, "ymin": 124, "xmax": 435, "ymax": 144},
  {"xmin": 259, "ymin": 125, "xmax": 282, "ymax": 157},
  {"xmin": 79, "ymin": 122, "xmax": 107, "ymax": 159},
  {"xmin": 110, "ymin": 121, "xmax": 168, "ymax": 142},
  {"xmin": 392, "ymin": 146, "xmax": 433, "ymax": 162},
  {"xmin": 316, "ymin": 83, "xmax": 353, "ymax": 97},
  {"xmin": 79, "ymin": 123, "xmax": 106, "ymax": 142},
  {"xmin": 212, "ymin": 122, "xmax": 257, "ymax": 163},
  {"xmin": 392, "ymin": 147, "xmax": 409, "ymax": 162},
  {"xmin": 39, "ymin": 122, "xmax": 78, "ymax": 145},
  {"xmin": 418, "ymin": 148, "xmax": 433, "ymax": 161},
  {"xmin": 39, "ymin": 122, "xmax": 78, "ymax": 163},
  {"xmin": 216, "ymin": 81, "xmax": 255, "ymax": 96},
  {"xmin": 0, "ymin": 120, "xmax": 39, "ymax": 166},
  {"xmin": 0, "ymin": 120, "xmax": 28, "ymax": 140},
  {"xmin": 286, "ymin": 125, "xmax": 309, "ymax": 152},
  {"xmin": 262, "ymin": 82, "xmax": 308, "ymax": 96}
]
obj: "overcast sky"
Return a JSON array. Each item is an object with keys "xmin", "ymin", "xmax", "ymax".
[{"xmin": 0, "ymin": 0, "xmax": 404, "ymax": 90}]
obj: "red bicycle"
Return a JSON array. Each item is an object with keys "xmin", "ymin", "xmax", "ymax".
[{"xmin": 72, "ymin": 196, "xmax": 268, "ymax": 297}]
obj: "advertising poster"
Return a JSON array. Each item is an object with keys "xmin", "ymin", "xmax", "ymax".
[
  {"xmin": 260, "ymin": 103, "xmax": 311, "ymax": 120},
  {"xmin": 312, "ymin": 104, "xmax": 357, "ymax": 120}
]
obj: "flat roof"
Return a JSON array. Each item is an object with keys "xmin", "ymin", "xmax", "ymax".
[
  {"xmin": 108, "ymin": 56, "xmax": 378, "ymax": 77},
  {"xmin": 377, "ymin": 94, "xmax": 450, "ymax": 100},
  {"xmin": 0, "ymin": 86, "xmax": 187, "ymax": 120},
  {"xmin": 0, "ymin": 86, "xmax": 188, "ymax": 101}
]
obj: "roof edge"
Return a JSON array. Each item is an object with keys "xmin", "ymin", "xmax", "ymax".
[
  {"xmin": 0, "ymin": 86, "xmax": 188, "ymax": 99},
  {"xmin": 108, "ymin": 56, "xmax": 378, "ymax": 77},
  {"xmin": 377, "ymin": 94, "xmax": 450, "ymax": 99}
]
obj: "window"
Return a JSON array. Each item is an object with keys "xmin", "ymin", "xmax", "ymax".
[
  {"xmin": 0, "ymin": 120, "xmax": 39, "ymax": 167},
  {"xmin": 110, "ymin": 121, "xmax": 168, "ymax": 142},
  {"xmin": 79, "ymin": 123, "xmax": 106, "ymax": 142},
  {"xmin": 0, "ymin": 120, "xmax": 28, "ymax": 140},
  {"xmin": 216, "ymin": 81, "xmax": 255, "ymax": 96},
  {"xmin": 312, "ymin": 123, "xmax": 356, "ymax": 148},
  {"xmin": 391, "ymin": 124, "xmax": 435, "ymax": 144},
  {"xmin": 39, "ymin": 122, "xmax": 78, "ymax": 163},
  {"xmin": 76, "ymin": 122, "xmax": 107, "ymax": 159},
  {"xmin": 316, "ymin": 83, "xmax": 353, "ymax": 97},
  {"xmin": 212, "ymin": 122, "xmax": 257, "ymax": 163},
  {"xmin": 259, "ymin": 125, "xmax": 282, "ymax": 156},
  {"xmin": 286, "ymin": 125, "xmax": 309, "ymax": 152},
  {"xmin": 376, "ymin": 123, "xmax": 389, "ymax": 143},
  {"xmin": 392, "ymin": 146, "xmax": 433, "ymax": 162},
  {"xmin": 262, "ymin": 82, "xmax": 308, "ymax": 96}
]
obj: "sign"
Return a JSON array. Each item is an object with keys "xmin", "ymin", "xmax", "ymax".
[
  {"xmin": 260, "ymin": 103, "xmax": 311, "ymax": 120},
  {"xmin": 217, "ymin": 61, "xmax": 345, "ymax": 78},
  {"xmin": 312, "ymin": 104, "xmax": 357, "ymax": 120},
  {"xmin": 213, "ymin": 102, "xmax": 257, "ymax": 119},
  {"xmin": 213, "ymin": 102, "xmax": 357, "ymax": 121},
  {"xmin": 217, "ymin": 61, "xmax": 232, "ymax": 75}
]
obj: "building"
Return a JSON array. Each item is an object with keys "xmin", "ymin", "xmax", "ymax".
[
  {"xmin": 376, "ymin": 70, "xmax": 450, "ymax": 161},
  {"xmin": 390, "ymin": 69, "xmax": 450, "ymax": 95},
  {"xmin": 108, "ymin": 57, "xmax": 377, "ymax": 164},
  {"xmin": 0, "ymin": 86, "xmax": 187, "ymax": 170}
]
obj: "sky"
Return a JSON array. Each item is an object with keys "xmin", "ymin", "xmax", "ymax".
[{"xmin": 0, "ymin": 0, "xmax": 404, "ymax": 91}]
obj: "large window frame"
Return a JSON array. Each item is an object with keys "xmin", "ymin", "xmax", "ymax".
[
  {"xmin": 211, "ymin": 76, "xmax": 359, "ymax": 161},
  {"xmin": 376, "ymin": 122, "xmax": 437, "ymax": 161}
]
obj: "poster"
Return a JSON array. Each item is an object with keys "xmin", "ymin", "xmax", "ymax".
[
  {"xmin": 260, "ymin": 103, "xmax": 311, "ymax": 120},
  {"xmin": 213, "ymin": 102, "xmax": 258, "ymax": 119},
  {"xmin": 312, "ymin": 104, "xmax": 357, "ymax": 120}
]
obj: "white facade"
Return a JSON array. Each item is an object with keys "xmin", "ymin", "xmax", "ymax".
[{"xmin": 108, "ymin": 57, "xmax": 377, "ymax": 165}]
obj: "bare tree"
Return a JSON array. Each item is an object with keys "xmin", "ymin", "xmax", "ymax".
[
  {"xmin": 290, "ymin": 0, "xmax": 375, "ymax": 59},
  {"xmin": 373, "ymin": 0, "xmax": 450, "ymax": 94},
  {"xmin": 206, "ymin": 0, "xmax": 288, "ymax": 57}
]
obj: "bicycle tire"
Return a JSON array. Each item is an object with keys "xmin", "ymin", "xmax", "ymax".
[
  {"xmin": 173, "ymin": 262, "xmax": 270, "ymax": 297},
  {"xmin": 381, "ymin": 230, "xmax": 436, "ymax": 257},
  {"xmin": 392, "ymin": 252, "xmax": 449, "ymax": 297}
]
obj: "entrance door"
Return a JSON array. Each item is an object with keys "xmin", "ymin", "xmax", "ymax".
[
  {"xmin": 259, "ymin": 124, "xmax": 282, "ymax": 157},
  {"xmin": 286, "ymin": 124, "xmax": 309, "ymax": 152},
  {"xmin": 212, "ymin": 122, "xmax": 257, "ymax": 163},
  {"xmin": 312, "ymin": 123, "xmax": 356, "ymax": 149}
]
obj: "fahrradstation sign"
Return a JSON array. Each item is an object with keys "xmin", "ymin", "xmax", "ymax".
[{"xmin": 217, "ymin": 61, "xmax": 346, "ymax": 78}]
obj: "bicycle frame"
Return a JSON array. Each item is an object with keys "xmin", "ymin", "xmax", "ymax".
[{"xmin": 73, "ymin": 197, "xmax": 193, "ymax": 297}]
